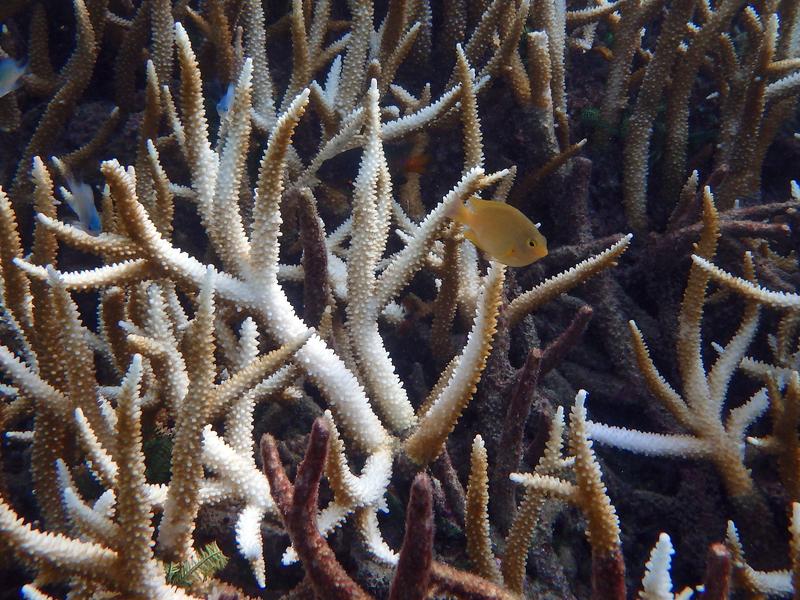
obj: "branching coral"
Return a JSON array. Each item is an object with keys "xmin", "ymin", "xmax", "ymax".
[
  {"xmin": 512, "ymin": 390, "xmax": 625, "ymax": 599},
  {"xmin": 262, "ymin": 419, "xmax": 372, "ymax": 600},
  {"xmin": 613, "ymin": 0, "xmax": 800, "ymax": 229},
  {"xmin": 0, "ymin": 0, "xmax": 634, "ymax": 593},
  {"xmin": 0, "ymin": 0, "xmax": 798, "ymax": 598},
  {"xmin": 0, "ymin": 355, "xmax": 197, "ymax": 599},
  {"xmin": 587, "ymin": 188, "xmax": 769, "ymax": 502}
]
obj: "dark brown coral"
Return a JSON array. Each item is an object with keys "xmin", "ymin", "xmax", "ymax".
[
  {"xmin": 263, "ymin": 421, "xmax": 515, "ymax": 600},
  {"xmin": 260, "ymin": 419, "xmax": 372, "ymax": 600}
]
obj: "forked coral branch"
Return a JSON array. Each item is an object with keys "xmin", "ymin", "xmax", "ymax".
[
  {"xmin": 587, "ymin": 188, "xmax": 769, "ymax": 503},
  {"xmin": 512, "ymin": 390, "xmax": 624, "ymax": 600},
  {"xmin": 261, "ymin": 419, "xmax": 372, "ymax": 600}
]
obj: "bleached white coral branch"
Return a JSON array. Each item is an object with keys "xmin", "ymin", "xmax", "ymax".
[
  {"xmin": 346, "ymin": 79, "xmax": 415, "ymax": 432},
  {"xmin": 692, "ymin": 255, "xmax": 800, "ymax": 310},
  {"xmin": 201, "ymin": 426, "xmax": 273, "ymax": 587},
  {"xmin": 640, "ymin": 533, "xmax": 677, "ymax": 600},
  {"xmin": 509, "ymin": 472, "xmax": 578, "ymax": 501},
  {"xmin": 587, "ymin": 421, "xmax": 711, "ymax": 458}
]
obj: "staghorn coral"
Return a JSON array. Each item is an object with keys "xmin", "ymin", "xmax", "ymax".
[
  {"xmin": 511, "ymin": 390, "xmax": 625, "ymax": 599},
  {"xmin": 0, "ymin": 0, "xmax": 799, "ymax": 598},
  {"xmin": 586, "ymin": 188, "xmax": 769, "ymax": 501}
]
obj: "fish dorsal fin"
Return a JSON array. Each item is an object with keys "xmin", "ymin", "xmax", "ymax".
[{"xmin": 466, "ymin": 196, "xmax": 484, "ymax": 211}]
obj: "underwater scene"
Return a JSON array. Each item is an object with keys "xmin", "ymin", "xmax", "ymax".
[{"xmin": 0, "ymin": 0, "xmax": 799, "ymax": 598}]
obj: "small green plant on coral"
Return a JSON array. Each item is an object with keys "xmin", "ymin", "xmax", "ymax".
[{"xmin": 164, "ymin": 542, "xmax": 229, "ymax": 587}]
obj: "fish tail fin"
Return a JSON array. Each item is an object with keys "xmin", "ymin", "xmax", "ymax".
[{"xmin": 88, "ymin": 206, "xmax": 102, "ymax": 234}]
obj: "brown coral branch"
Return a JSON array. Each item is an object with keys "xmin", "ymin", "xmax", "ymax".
[
  {"xmin": 26, "ymin": 4, "xmax": 56, "ymax": 93},
  {"xmin": 637, "ymin": 218, "xmax": 792, "ymax": 276},
  {"xmin": 540, "ymin": 305, "xmax": 595, "ymax": 376},
  {"xmin": 294, "ymin": 187, "xmax": 330, "ymax": 329},
  {"xmin": 512, "ymin": 139, "xmax": 587, "ymax": 204},
  {"xmin": 431, "ymin": 448, "xmax": 467, "ymax": 524},
  {"xmin": 260, "ymin": 419, "xmax": 371, "ymax": 600},
  {"xmin": 701, "ymin": 543, "xmax": 732, "ymax": 600},
  {"xmin": 667, "ymin": 165, "xmax": 729, "ymax": 232},
  {"xmin": 59, "ymin": 107, "xmax": 122, "ymax": 173},
  {"xmin": 11, "ymin": 0, "xmax": 107, "ymax": 204},
  {"xmin": 387, "ymin": 470, "xmax": 513, "ymax": 600},
  {"xmin": 592, "ymin": 550, "xmax": 626, "ymax": 600},
  {"xmin": 431, "ymin": 228, "xmax": 462, "ymax": 362},
  {"xmin": 114, "ymin": 0, "xmax": 150, "ymax": 112},
  {"xmin": 493, "ymin": 305, "xmax": 593, "ymax": 530},
  {"xmin": 721, "ymin": 199, "xmax": 800, "ymax": 222},
  {"xmin": 388, "ymin": 474, "xmax": 434, "ymax": 600},
  {"xmin": 429, "ymin": 562, "xmax": 514, "ymax": 600},
  {"xmin": 491, "ymin": 348, "xmax": 541, "ymax": 530}
]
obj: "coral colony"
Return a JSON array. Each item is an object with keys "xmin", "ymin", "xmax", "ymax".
[{"xmin": 0, "ymin": 0, "xmax": 799, "ymax": 598}]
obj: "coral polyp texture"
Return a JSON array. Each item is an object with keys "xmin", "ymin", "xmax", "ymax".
[{"xmin": 0, "ymin": 0, "xmax": 798, "ymax": 598}]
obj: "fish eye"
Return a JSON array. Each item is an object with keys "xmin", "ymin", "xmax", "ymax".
[{"xmin": 528, "ymin": 240, "xmax": 536, "ymax": 247}]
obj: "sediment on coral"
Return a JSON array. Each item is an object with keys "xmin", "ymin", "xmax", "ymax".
[{"xmin": 0, "ymin": 0, "xmax": 799, "ymax": 598}]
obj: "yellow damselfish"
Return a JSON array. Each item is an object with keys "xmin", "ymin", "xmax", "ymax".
[{"xmin": 449, "ymin": 197, "xmax": 548, "ymax": 267}]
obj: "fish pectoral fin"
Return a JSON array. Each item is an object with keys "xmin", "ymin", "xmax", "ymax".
[{"xmin": 501, "ymin": 242, "xmax": 517, "ymax": 258}]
